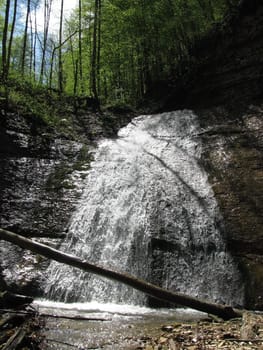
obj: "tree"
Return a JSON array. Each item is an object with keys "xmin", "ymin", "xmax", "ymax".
[
  {"xmin": 6, "ymin": 0, "xmax": 18, "ymax": 77},
  {"xmin": 78, "ymin": 0, "xmax": 83, "ymax": 93},
  {"xmin": 1, "ymin": 0, "xmax": 240, "ymax": 103},
  {"xmin": 39, "ymin": 0, "xmax": 53, "ymax": 83},
  {"xmin": 49, "ymin": 30, "xmax": 78, "ymax": 89},
  {"xmin": 1, "ymin": 0, "xmax": 11, "ymax": 81},
  {"xmin": 90, "ymin": 0, "xmax": 101, "ymax": 100},
  {"xmin": 58, "ymin": 0, "xmax": 64, "ymax": 92},
  {"xmin": 21, "ymin": 0, "xmax": 31, "ymax": 75}
]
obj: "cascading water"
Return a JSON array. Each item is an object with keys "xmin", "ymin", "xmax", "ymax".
[{"xmin": 45, "ymin": 111, "xmax": 244, "ymax": 307}]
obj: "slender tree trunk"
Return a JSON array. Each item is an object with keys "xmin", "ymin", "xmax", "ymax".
[
  {"xmin": 97, "ymin": 0, "xmax": 102, "ymax": 96},
  {"xmin": 33, "ymin": 7, "xmax": 37, "ymax": 81},
  {"xmin": 58, "ymin": 0, "xmax": 64, "ymax": 92},
  {"xmin": 70, "ymin": 36, "xmax": 78, "ymax": 97},
  {"xmin": 49, "ymin": 41, "xmax": 56, "ymax": 89},
  {"xmin": 29, "ymin": 13, "xmax": 34, "ymax": 78},
  {"xmin": 2, "ymin": 0, "xmax": 11, "ymax": 81},
  {"xmin": 0, "ymin": 228, "xmax": 243, "ymax": 321},
  {"xmin": 88, "ymin": 10, "xmax": 93, "ymax": 96},
  {"xmin": 40, "ymin": 0, "xmax": 52, "ymax": 84},
  {"xmin": 74, "ymin": 59, "xmax": 79, "ymax": 98},
  {"xmin": 6, "ymin": 0, "xmax": 18, "ymax": 76},
  {"xmin": 50, "ymin": 31, "xmax": 78, "ymax": 89},
  {"xmin": 90, "ymin": 0, "xmax": 99, "ymax": 99},
  {"xmin": 21, "ymin": 0, "xmax": 31, "ymax": 76},
  {"xmin": 78, "ymin": 0, "xmax": 83, "ymax": 93}
]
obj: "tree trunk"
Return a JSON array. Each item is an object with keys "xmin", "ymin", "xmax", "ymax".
[
  {"xmin": 58, "ymin": 0, "xmax": 64, "ymax": 93},
  {"xmin": 97, "ymin": 0, "xmax": 102, "ymax": 96},
  {"xmin": 49, "ymin": 31, "xmax": 78, "ymax": 88},
  {"xmin": 90, "ymin": 0, "xmax": 99, "ymax": 100},
  {"xmin": 2, "ymin": 0, "xmax": 11, "ymax": 81},
  {"xmin": 21, "ymin": 0, "xmax": 31, "ymax": 76},
  {"xmin": 40, "ymin": 0, "xmax": 52, "ymax": 83},
  {"xmin": 0, "ymin": 228, "xmax": 243, "ymax": 320},
  {"xmin": 6, "ymin": 0, "xmax": 18, "ymax": 77},
  {"xmin": 29, "ymin": 12, "xmax": 34, "ymax": 79},
  {"xmin": 78, "ymin": 0, "xmax": 83, "ymax": 93},
  {"xmin": 33, "ymin": 6, "xmax": 37, "ymax": 81}
]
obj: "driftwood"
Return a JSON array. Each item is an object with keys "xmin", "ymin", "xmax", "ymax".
[
  {"xmin": 0, "ymin": 228, "xmax": 243, "ymax": 320},
  {"xmin": 2, "ymin": 327, "xmax": 27, "ymax": 350},
  {"xmin": 0, "ymin": 309, "xmax": 110, "ymax": 322},
  {"xmin": 0, "ymin": 291, "xmax": 33, "ymax": 309},
  {"xmin": 0, "ymin": 311, "xmax": 44, "ymax": 349},
  {"xmin": 0, "ymin": 312, "xmax": 25, "ymax": 328}
]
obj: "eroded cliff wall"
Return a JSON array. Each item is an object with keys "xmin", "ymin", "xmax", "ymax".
[
  {"xmin": 157, "ymin": 0, "xmax": 263, "ymax": 310},
  {"xmin": 0, "ymin": 111, "xmax": 91, "ymax": 294}
]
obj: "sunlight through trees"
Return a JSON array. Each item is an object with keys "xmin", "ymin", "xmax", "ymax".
[{"xmin": 0, "ymin": 0, "xmax": 239, "ymax": 105}]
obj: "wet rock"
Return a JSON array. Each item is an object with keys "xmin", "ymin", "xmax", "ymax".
[
  {"xmin": 199, "ymin": 105, "xmax": 263, "ymax": 310},
  {"xmin": 0, "ymin": 112, "xmax": 92, "ymax": 295}
]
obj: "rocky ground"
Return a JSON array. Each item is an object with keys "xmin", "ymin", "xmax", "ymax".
[
  {"xmin": 139, "ymin": 313, "xmax": 263, "ymax": 350},
  {"xmin": 1, "ymin": 303, "xmax": 263, "ymax": 350}
]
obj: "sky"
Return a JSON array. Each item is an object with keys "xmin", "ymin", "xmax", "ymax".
[{"xmin": 35, "ymin": 0, "xmax": 78, "ymax": 35}]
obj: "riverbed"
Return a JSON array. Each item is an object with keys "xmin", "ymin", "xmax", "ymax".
[{"xmin": 35, "ymin": 300, "xmax": 208, "ymax": 349}]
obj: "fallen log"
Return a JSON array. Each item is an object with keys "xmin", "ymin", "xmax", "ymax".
[
  {"xmin": 0, "ymin": 291, "xmax": 33, "ymax": 309},
  {"xmin": 0, "ymin": 309, "xmax": 110, "ymax": 322},
  {"xmin": 0, "ymin": 227, "xmax": 243, "ymax": 320},
  {"xmin": 0, "ymin": 312, "xmax": 26, "ymax": 328},
  {"xmin": 2, "ymin": 326, "xmax": 27, "ymax": 350}
]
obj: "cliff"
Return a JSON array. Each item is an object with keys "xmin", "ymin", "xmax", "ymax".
[
  {"xmin": 0, "ymin": 97, "xmax": 132, "ymax": 295},
  {"xmin": 157, "ymin": 0, "xmax": 263, "ymax": 110},
  {"xmin": 154, "ymin": 0, "xmax": 263, "ymax": 309}
]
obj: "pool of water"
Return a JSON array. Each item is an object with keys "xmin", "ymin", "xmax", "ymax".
[{"xmin": 35, "ymin": 300, "xmax": 208, "ymax": 349}]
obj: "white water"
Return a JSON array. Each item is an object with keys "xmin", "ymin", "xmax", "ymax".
[
  {"xmin": 36, "ymin": 300, "xmax": 208, "ymax": 350},
  {"xmin": 35, "ymin": 299, "xmax": 206, "ymax": 319},
  {"xmin": 45, "ymin": 111, "xmax": 244, "ymax": 306}
]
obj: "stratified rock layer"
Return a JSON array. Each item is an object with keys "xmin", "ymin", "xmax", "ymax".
[
  {"xmin": 0, "ymin": 111, "xmax": 90, "ymax": 295},
  {"xmin": 199, "ymin": 105, "xmax": 263, "ymax": 309}
]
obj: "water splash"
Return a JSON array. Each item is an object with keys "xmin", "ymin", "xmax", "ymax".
[{"xmin": 45, "ymin": 111, "xmax": 244, "ymax": 306}]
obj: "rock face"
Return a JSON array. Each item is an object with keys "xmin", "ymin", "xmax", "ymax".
[
  {"xmin": 0, "ymin": 111, "xmax": 91, "ymax": 295},
  {"xmin": 161, "ymin": 0, "xmax": 263, "ymax": 110},
  {"xmin": 147, "ymin": 0, "xmax": 263, "ymax": 309},
  {"xmin": 199, "ymin": 106, "xmax": 263, "ymax": 310}
]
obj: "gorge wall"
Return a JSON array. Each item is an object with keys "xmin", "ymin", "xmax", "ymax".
[
  {"xmin": 0, "ymin": 110, "xmax": 88, "ymax": 294},
  {"xmin": 152, "ymin": 0, "xmax": 263, "ymax": 309},
  {"xmin": 199, "ymin": 106, "xmax": 263, "ymax": 310},
  {"xmin": 0, "ymin": 104, "xmax": 132, "ymax": 295},
  {"xmin": 158, "ymin": 0, "xmax": 263, "ymax": 110}
]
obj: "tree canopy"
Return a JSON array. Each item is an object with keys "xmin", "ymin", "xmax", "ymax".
[{"xmin": 0, "ymin": 0, "xmax": 239, "ymax": 106}]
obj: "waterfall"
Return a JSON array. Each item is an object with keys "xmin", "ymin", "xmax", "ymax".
[{"xmin": 45, "ymin": 111, "xmax": 244, "ymax": 306}]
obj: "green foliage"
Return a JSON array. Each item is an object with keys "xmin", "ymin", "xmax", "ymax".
[
  {"xmin": 1, "ymin": 0, "xmax": 240, "ymax": 109},
  {"xmin": 61, "ymin": 0, "xmax": 239, "ymax": 106},
  {"xmin": 0, "ymin": 76, "xmax": 78, "ymax": 139}
]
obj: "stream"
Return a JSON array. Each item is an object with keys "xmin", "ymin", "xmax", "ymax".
[{"xmin": 35, "ymin": 300, "xmax": 208, "ymax": 349}]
